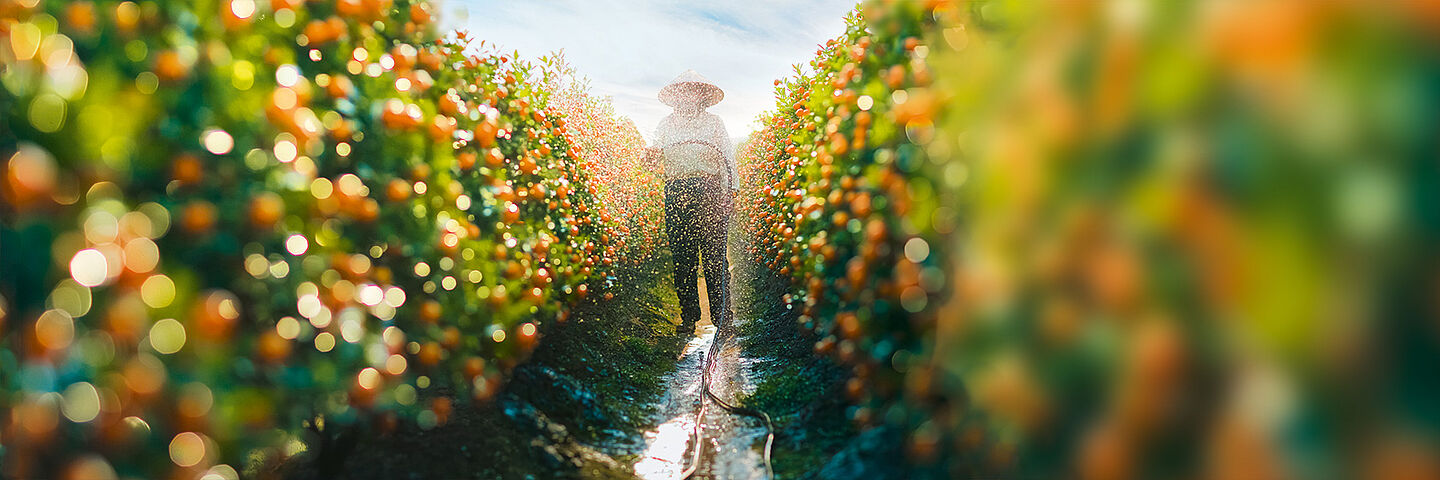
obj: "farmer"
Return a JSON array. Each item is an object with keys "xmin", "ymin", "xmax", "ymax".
[{"xmin": 645, "ymin": 70, "xmax": 739, "ymax": 335}]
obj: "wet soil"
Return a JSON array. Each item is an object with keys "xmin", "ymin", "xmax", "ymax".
[{"xmin": 633, "ymin": 273, "xmax": 769, "ymax": 480}]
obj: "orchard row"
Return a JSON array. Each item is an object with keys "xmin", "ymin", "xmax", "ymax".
[
  {"xmin": 0, "ymin": 0, "xmax": 649, "ymax": 479},
  {"xmin": 740, "ymin": 0, "xmax": 1440, "ymax": 478},
  {"xmin": 735, "ymin": 1, "xmax": 974, "ymax": 473}
]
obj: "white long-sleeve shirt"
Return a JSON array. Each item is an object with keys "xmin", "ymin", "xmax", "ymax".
[{"xmin": 652, "ymin": 109, "xmax": 739, "ymax": 190}]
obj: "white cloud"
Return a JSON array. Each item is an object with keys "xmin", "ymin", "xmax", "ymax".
[{"xmin": 442, "ymin": 0, "xmax": 857, "ymax": 142}]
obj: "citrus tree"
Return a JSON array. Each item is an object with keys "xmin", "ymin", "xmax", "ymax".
[
  {"xmin": 0, "ymin": 0, "xmax": 644, "ymax": 478},
  {"xmin": 546, "ymin": 68, "xmax": 665, "ymax": 270},
  {"xmin": 742, "ymin": 0, "xmax": 1440, "ymax": 477},
  {"xmin": 737, "ymin": 2, "xmax": 975, "ymax": 472}
]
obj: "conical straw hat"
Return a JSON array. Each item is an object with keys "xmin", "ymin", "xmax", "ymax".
[{"xmin": 658, "ymin": 69, "xmax": 724, "ymax": 108}]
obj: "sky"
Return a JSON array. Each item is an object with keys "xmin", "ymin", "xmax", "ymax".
[{"xmin": 443, "ymin": 0, "xmax": 857, "ymax": 143}]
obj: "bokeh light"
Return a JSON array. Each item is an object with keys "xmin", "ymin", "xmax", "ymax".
[
  {"xmin": 285, "ymin": 234, "xmax": 308, "ymax": 256},
  {"xmin": 149, "ymin": 319, "xmax": 186, "ymax": 355},
  {"xmin": 60, "ymin": 382, "xmax": 101, "ymax": 424},
  {"xmin": 168, "ymin": 432, "xmax": 206, "ymax": 467},
  {"xmin": 69, "ymin": 249, "xmax": 108, "ymax": 287},
  {"xmin": 34, "ymin": 309, "xmax": 75, "ymax": 351}
]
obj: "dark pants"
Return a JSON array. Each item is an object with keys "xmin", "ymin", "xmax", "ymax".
[{"xmin": 665, "ymin": 175, "xmax": 732, "ymax": 332}]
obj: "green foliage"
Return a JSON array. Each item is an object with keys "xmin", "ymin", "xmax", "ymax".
[{"xmin": 0, "ymin": 0, "xmax": 641, "ymax": 477}]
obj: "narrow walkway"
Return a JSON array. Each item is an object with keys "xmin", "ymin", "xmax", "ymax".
[{"xmin": 633, "ymin": 269, "xmax": 768, "ymax": 479}]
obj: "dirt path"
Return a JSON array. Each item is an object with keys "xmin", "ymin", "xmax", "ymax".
[{"xmin": 633, "ymin": 266, "xmax": 769, "ymax": 479}]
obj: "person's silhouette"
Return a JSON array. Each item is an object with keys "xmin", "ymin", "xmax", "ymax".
[{"xmin": 645, "ymin": 70, "xmax": 739, "ymax": 335}]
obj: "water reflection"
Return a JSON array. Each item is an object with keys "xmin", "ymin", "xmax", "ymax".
[{"xmin": 634, "ymin": 325, "xmax": 715, "ymax": 480}]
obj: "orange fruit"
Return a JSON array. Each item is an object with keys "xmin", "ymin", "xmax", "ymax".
[
  {"xmin": 428, "ymin": 115, "xmax": 456, "ymax": 142},
  {"xmin": 484, "ymin": 148, "xmax": 504, "ymax": 168},
  {"xmin": 192, "ymin": 290, "xmax": 240, "ymax": 340},
  {"xmin": 418, "ymin": 48, "xmax": 444, "ymax": 72},
  {"xmin": 417, "ymin": 342, "xmax": 442, "ymax": 366},
  {"xmin": 457, "ymin": 151, "xmax": 477, "ymax": 170},
  {"xmin": 431, "ymin": 397, "xmax": 452, "ymax": 424},
  {"xmin": 222, "ymin": 0, "xmax": 254, "ymax": 30},
  {"xmin": 410, "ymin": 2, "xmax": 433, "ymax": 25},
  {"xmin": 249, "ymin": 192, "xmax": 285, "ymax": 228},
  {"xmin": 256, "ymin": 330, "xmax": 291, "ymax": 362},
  {"xmin": 418, "ymin": 300, "xmax": 441, "ymax": 323},
  {"xmin": 65, "ymin": 2, "xmax": 98, "ymax": 35},
  {"xmin": 474, "ymin": 118, "xmax": 498, "ymax": 148},
  {"xmin": 326, "ymin": 74, "xmax": 355, "ymax": 98},
  {"xmin": 181, "ymin": 201, "xmax": 217, "ymax": 234},
  {"xmin": 154, "ymin": 50, "xmax": 190, "ymax": 82},
  {"xmin": 463, "ymin": 356, "xmax": 486, "ymax": 379},
  {"xmin": 386, "ymin": 179, "xmax": 411, "ymax": 202}
]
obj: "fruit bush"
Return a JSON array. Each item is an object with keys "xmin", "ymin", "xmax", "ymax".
[
  {"xmin": 0, "ymin": 0, "xmax": 643, "ymax": 478},
  {"xmin": 546, "ymin": 70, "xmax": 664, "ymax": 269},
  {"xmin": 741, "ymin": 0, "xmax": 1440, "ymax": 477},
  {"xmin": 737, "ymin": 2, "xmax": 971, "ymax": 472}
]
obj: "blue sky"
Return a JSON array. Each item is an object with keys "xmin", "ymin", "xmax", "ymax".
[{"xmin": 443, "ymin": 0, "xmax": 857, "ymax": 142}]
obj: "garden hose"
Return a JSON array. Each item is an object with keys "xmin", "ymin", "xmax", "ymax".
[{"xmin": 678, "ymin": 326, "xmax": 775, "ymax": 479}]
